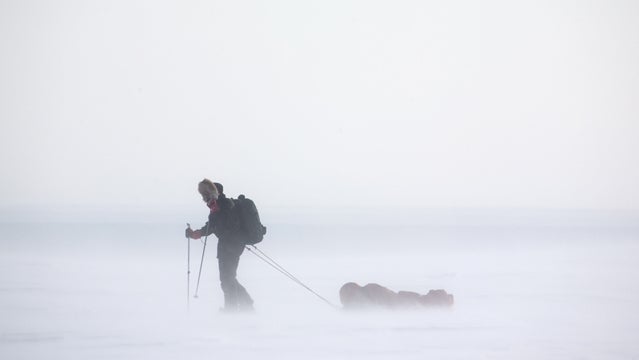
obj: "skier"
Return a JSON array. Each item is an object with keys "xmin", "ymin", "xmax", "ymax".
[{"xmin": 186, "ymin": 179, "xmax": 254, "ymax": 312}]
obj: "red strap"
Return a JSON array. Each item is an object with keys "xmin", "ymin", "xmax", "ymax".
[{"xmin": 207, "ymin": 200, "xmax": 220, "ymax": 213}]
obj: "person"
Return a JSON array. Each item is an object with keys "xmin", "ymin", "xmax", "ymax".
[{"xmin": 186, "ymin": 179, "xmax": 254, "ymax": 312}]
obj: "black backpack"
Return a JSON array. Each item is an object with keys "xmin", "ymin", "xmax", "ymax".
[{"xmin": 233, "ymin": 194, "xmax": 267, "ymax": 245}]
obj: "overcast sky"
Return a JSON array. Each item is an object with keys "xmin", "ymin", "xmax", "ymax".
[{"xmin": 1, "ymin": 0, "xmax": 638, "ymax": 221}]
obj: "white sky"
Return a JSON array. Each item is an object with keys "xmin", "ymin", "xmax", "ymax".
[{"xmin": 1, "ymin": 0, "xmax": 638, "ymax": 220}]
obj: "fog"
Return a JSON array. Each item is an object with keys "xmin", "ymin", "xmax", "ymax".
[
  {"xmin": 2, "ymin": 0, "xmax": 639, "ymax": 359},
  {"xmin": 1, "ymin": 0, "xmax": 639, "ymax": 218}
]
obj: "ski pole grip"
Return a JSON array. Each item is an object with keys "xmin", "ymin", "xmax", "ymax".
[{"xmin": 186, "ymin": 223, "xmax": 192, "ymax": 238}]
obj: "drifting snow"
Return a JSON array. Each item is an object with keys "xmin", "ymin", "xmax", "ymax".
[{"xmin": 1, "ymin": 221, "xmax": 638, "ymax": 359}]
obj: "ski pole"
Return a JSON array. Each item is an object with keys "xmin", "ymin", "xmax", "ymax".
[
  {"xmin": 186, "ymin": 223, "xmax": 191, "ymax": 307},
  {"xmin": 193, "ymin": 223, "xmax": 210, "ymax": 299}
]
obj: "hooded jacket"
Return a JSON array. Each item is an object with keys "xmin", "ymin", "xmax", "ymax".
[{"xmin": 198, "ymin": 193, "xmax": 245, "ymax": 258}]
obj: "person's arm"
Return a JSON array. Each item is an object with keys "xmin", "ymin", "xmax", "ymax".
[
  {"xmin": 187, "ymin": 198, "xmax": 228, "ymax": 239},
  {"xmin": 185, "ymin": 216, "xmax": 215, "ymax": 239},
  {"xmin": 197, "ymin": 220, "xmax": 214, "ymax": 237},
  {"xmin": 195, "ymin": 210, "xmax": 218, "ymax": 238},
  {"xmin": 185, "ymin": 224, "xmax": 202, "ymax": 239}
]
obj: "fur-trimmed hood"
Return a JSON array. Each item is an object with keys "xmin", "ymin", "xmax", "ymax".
[{"xmin": 198, "ymin": 178, "xmax": 219, "ymax": 202}]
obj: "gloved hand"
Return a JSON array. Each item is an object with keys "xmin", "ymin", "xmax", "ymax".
[{"xmin": 185, "ymin": 228, "xmax": 202, "ymax": 239}]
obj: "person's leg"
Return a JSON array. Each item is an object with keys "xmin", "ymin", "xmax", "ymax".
[
  {"xmin": 236, "ymin": 274, "xmax": 254, "ymax": 310},
  {"xmin": 219, "ymin": 255, "xmax": 239, "ymax": 310},
  {"xmin": 218, "ymin": 254, "xmax": 253, "ymax": 311}
]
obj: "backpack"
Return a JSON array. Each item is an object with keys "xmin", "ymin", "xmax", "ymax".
[{"xmin": 233, "ymin": 194, "xmax": 267, "ymax": 245}]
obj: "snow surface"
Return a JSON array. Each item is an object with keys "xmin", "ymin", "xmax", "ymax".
[{"xmin": 1, "ymin": 221, "xmax": 638, "ymax": 359}]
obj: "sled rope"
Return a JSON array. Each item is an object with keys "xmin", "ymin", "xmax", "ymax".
[{"xmin": 246, "ymin": 245, "xmax": 339, "ymax": 309}]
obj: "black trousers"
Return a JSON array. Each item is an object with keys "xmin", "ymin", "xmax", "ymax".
[{"xmin": 218, "ymin": 253, "xmax": 253, "ymax": 310}]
